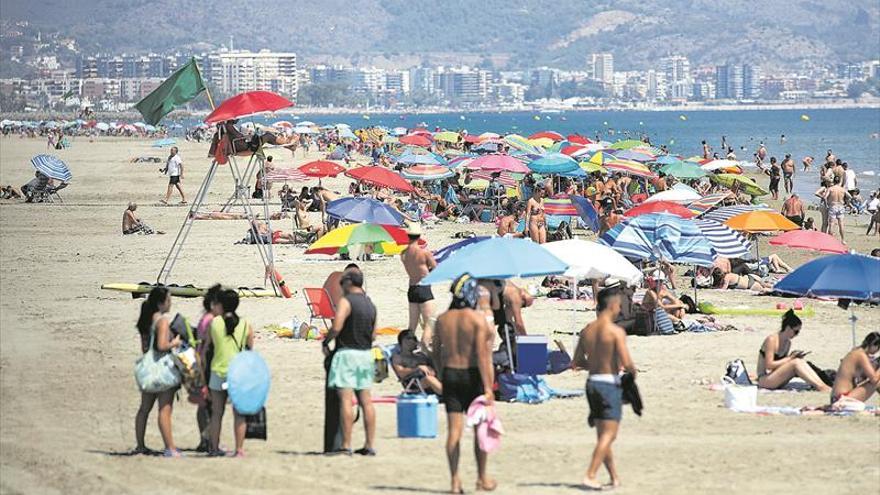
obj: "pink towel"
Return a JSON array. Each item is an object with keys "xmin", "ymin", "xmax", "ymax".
[{"xmin": 466, "ymin": 396, "xmax": 504, "ymax": 453}]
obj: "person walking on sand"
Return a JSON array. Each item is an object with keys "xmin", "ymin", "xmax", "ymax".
[
  {"xmin": 401, "ymin": 223, "xmax": 437, "ymax": 349},
  {"xmin": 133, "ymin": 287, "xmax": 183, "ymax": 457},
  {"xmin": 432, "ymin": 274, "xmax": 496, "ymax": 494},
  {"xmin": 161, "ymin": 146, "xmax": 186, "ymax": 205},
  {"xmin": 323, "ymin": 269, "xmax": 378, "ymax": 456},
  {"xmin": 571, "ymin": 287, "xmax": 637, "ymax": 490},
  {"xmin": 823, "ymin": 177, "xmax": 851, "ymax": 242},
  {"xmin": 202, "ymin": 289, "xmax": 254, "ymax": 457}
]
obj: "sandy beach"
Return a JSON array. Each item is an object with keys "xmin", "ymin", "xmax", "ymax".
[{"xmin": 1, "ymin": 136, "xmax": 878, "ymax": 495}]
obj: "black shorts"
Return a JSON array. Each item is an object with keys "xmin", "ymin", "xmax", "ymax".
[
  {"xmin": 407, "ymin": 285, "xmax": 434, "ymax": 304},
  {"xmin": 769, "ymin": 178, "xmax": 779, "ymax": 191},
  {"xmin": 785, "ymin": 215, "xmax": 803, "ymax": 227},
  {"xmin": 169, "ymin": 175, "xmax": 181, "ymax": 185},
  {"xmin": 442, "ymin": 368, "xmax": 482, "ymax": 413}
]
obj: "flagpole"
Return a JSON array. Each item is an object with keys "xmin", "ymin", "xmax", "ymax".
[{"xmin": 192, "ymin": 57, "xmax": 216, "ymax": 110}]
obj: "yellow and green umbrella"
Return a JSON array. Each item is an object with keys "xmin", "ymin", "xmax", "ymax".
[
  {"xmin": 433, "ymin": 131, "xmax": 461, "ymax": 144},
  {"xmin": 609, "ymin": 139, "xmax": 645, "ymax": 150},
  {"xmin": 712, "ymin": 173, "xmax": 768, "ymax": 197},
  {"xmin": 306, "ymin": 223, "xmax": 408, "ymax": 255}
]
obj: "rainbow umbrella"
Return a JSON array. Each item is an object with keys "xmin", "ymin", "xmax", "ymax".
[
  {"xmin": 603, "ymin": 160, "xmax": 655, "ymax": 178},
  {"xmin": 544, "ymin": 194, "xmax": 578, "ymax": 216},
  {"xmin": 306, "ymin": 223, "xmax": 408, "ymax": 255},
  {"xmin": 401, "ymin": 164, "xmax": 455, "ymax": 181}
]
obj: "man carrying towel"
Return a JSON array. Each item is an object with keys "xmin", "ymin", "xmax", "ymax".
[
  {"xmin": 572, "ymin": 286, "xmax": 637, "ymax": 490},
  {"xmin": 432, "ymin": 274, "xmax": 496, "ymax": 493}
]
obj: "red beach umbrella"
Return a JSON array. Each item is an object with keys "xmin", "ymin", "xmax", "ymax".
[
  {"xmin": 769, "ymin": 230, "xmax": 849, "ymax": 254},
  {"xmin": 528, "ymin": 131, "xmax": 564, "ymax": 141},
  {"xmin": 345, "ymin": 166, "xmax": 415, "ymax": 193},
  {"xmin": 624, "ymin": 200, "xmax": 696, "ymax": 219},
  {"xmin": 205, "ymin": 91, "xmax": 294, "ymax": 124},
  {"xmin": 298, "ymin": 160, "xmax": 345, "ymax": 178},
  {"xmin": 399, "ymin": 134, "xmax": 433, "ymax": 147}
]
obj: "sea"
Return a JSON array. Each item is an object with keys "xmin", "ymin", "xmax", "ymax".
[{"xmin": 180, "ymin": 108, "xmax": 880, "ymax": 198}]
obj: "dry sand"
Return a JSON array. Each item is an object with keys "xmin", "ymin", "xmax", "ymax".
[{"xmin": 0, "ymin": 135, "xmax": 878, "ymax": 495}]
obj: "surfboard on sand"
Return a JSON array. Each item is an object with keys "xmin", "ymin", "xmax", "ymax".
[{"xmin": 101, "ymin": 282, "xmax": 279, "ymax": 299}]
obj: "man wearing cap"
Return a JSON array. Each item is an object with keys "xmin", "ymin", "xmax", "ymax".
[
  {"xmin": 780, "ymin": 193, "xmax": 805, "ymax": 227},
  {"xmin": 401, "ymin": 222, "xmax": 437, "ymax": 350},
  {"xmin": 323, "ymin": 269, "xmax": 378, "ymax": 456},
  {"xmin": 432, "ymin": 274, "xmax": 496, "ymax": 493}
]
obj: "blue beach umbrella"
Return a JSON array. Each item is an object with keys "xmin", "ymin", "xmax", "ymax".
[
  {"xmin": 599, "ymin": 213, "xmax": 715, "ymax": 266},
  {"xmin": 226, "ymin": 350, "xmax": 271, "ymax": 415},
  {"xmin": 433, "ymin": 236, "xmax": 491, "ymax": 264},
  {"xmin": 326, "ymin": 197, "xmax": 406, "ymax": 226},
  {"xmin": 774, "ymin": 254, "xmax": 880, "ymax": 346},
  {"xmin": 654, "ymin": 155, "xmax": 682, "ymax": 165},
  {"xmin": 30, "ymin": 154, "xmax": 72, "ymax": 182},
  {"xmin": 527, "ymin": 153, "xmax": 579, "ymax": 174},
  {"xmin": 420, "ymin": 237, "xmax": 568, "ymax": 284}
]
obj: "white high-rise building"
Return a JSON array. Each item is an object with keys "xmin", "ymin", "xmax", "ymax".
[
  {"xmin": 591, "ymin": 53, "xmax": 614, "ymax": 85},
  {"xmin": 206, "ymin": 49, "xmax": 298, "ymax": 97},
  {"xmin": 660, "ymin": 55, "xmax": 691, "ymax": 100}
]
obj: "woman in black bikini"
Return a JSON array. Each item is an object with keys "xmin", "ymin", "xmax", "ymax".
[{"xmin": 756, "ymin": 310, "xmax": 830, "ymax": 391}]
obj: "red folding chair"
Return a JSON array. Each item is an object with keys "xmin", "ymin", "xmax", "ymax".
[{"xmin": 303, "ymin": 287, "xmax": 335, "ymax": 330}]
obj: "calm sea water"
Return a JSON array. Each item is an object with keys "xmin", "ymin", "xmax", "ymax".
[{"xmin": 183, "ymin": 108, "xmax": 880, "ymax": 197}]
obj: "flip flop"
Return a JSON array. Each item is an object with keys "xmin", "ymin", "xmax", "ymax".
[
  {"xmin": 206, "ymin": 449, "xmax": 227, "ymax": 457},
  {"xmin": 354, "ymin": 447, "xmax": 376, "ymax": 456},
  {"xmin": 163, "ymin": 448, "xmax": 182, "ymax": 458}
]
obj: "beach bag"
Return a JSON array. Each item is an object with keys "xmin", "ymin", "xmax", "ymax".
[
  {"xmin": 134, "ymin": 329, "xmax": 181, "ymax": 393},
  {"xmin": 498, "ymin": 373, "xmax": 552, "ymax": 404},
  {"xmin": 244, "ymin": 408, "xmax": 268, "ymax": 440},
  {"xmin": 725, "ymin": 359, "xmax": 752, "ymax": 385},
  {"xmin": 721, "ymin": 376, "xmax": 757, "ymax": 411}
]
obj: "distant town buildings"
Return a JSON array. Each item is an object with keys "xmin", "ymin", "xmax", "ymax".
[{"xmin": 0, "ymin": 25, "xmax": 877, "ymax": 112}]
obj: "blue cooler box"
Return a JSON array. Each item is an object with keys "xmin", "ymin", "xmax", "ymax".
[
  {"xmin": 516, "ymin": 335, "xmax": 548, "ymax": 375},
  {"xmin": 397, "ymin": 394, "xmax": 438, "ymax": 438}
]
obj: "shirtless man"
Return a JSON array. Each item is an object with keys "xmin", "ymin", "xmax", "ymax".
[
  {"xmin": 780, "ymin": 193, "xmax": 805, "ymax": 227},
  {"xmin": 571, "ymin": 287, "xmax": 637, "ymax": 490},
  {"xmin": 322, "ymin": 263, "xmax": 360, "ymax": 309},
  {"xmin": 823, "ymin": 177, "xmax": 850, "ymax": 242},
  {"xmin": 497, "ymin": 203, "xmax": 525, "ymax": 238},
  {"xmin": 830, "ymin": 332, "xmax": 880, "ymax": 405},
  {"xmin": 781, "ymin": 154, "xmax": 795, "ymax": 194},
  {"xmin": 293, "ymin": 199, "xmax": 325, "ymax": 237},
  {"xmin": 756, "ymin": 142, "xmax": 767, "ymax": 166},
  {"xmin": 122, "ymin": 202, "xmax": 164, "ymax": 235},
  {"xmin": 431, "ymin": 274, "xmax": 496, "ymax": 494},
  {"xmin": 802, "ymin": 155, "xmax": 813, "ymax": 172},
  {"xmin": 598, "ymin": 201, "xmax": 621, "ymax": 237},
  {"xmin": 641, "ymin": 278, "xmax": 685, "ymax": 322},
  {"xmin": 392, "ymin": 329, "xmax": 442, "ymax": 395},
  {"xmin": 401, "ymin": 223, "xmax": 437, "ymax": 348}
]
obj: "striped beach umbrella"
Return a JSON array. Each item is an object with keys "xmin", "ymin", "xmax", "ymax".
[
  {"xmin": 599, "ymin": 213, "xmax": 716, "ymax": 266},
  {"xmin": 693, "ymin": 219, "xmax": 752, "ymax": 259},
  {"xmin": 687, "ymin": 192, "xmax": 733, "ymax": 216},
  {"xmin": 527, "ymin": 153, "xmax": 579, "ymax": 174},
  {"xmin": 603, "ymin": 160, "xmax": 655, "ymax": 179},
  {"xmin": 613, "ymin": 149, "xmax": 655, "ymax": 162},
  {"xmin": 30, "ymin": 154, "xmax": 72, "ymax": 182},
  {"xmin": 468, "ymin": 154, "xmax": 530, "ymax": 173},
  {"xmin": 701, "ymin": 205, "xmax": 772, "ymax": 223},
  {"xmin": 469, "ymin": 170, "xmax": 518, "ymax": 188},
  {"xmin": 263, "ymin": 168, "xmax": 309, "ymax": 183}
]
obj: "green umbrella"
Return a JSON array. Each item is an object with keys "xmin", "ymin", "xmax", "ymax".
[
  {"xmin": 609, "ymin": 139, "xmax": 646, "ymax": 150},
  {"xmin": 660, "ymin": 161, "xmax": 706, "ymax": 179},
  {"xmin": 711, "ymin": 173, "xmax": 768, "ymax": 197}
]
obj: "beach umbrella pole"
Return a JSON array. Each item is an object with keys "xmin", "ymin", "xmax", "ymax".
[{"xmin": 850, "ymin": 308, "xmax": 857, "ymax": 348}]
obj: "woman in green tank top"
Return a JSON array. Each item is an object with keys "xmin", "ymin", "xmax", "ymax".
[{"xmin": 200, "ymin": 289, "xmax": 253, "ymax": 457}]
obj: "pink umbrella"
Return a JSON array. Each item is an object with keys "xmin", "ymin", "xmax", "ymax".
[
  {"xmin": 769, "ymin": 230, "xmax": 849, "ymax": 254},
  {"xmin": 467, "ymin": 154, "xmax": 530, "ymax": 173}
]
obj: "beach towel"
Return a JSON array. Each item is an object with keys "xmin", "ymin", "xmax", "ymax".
[
  {"xmin": 466, "ymin": 396, "xmax": 504, "ymax": 453},
  {"xmin": 498, "ymin": 373, "xmax": 552, "ymax": 404}
]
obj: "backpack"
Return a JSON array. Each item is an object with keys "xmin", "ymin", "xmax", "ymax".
[{"xmin": 725, "ymin": 358, "xmax": 752, "ymax": 385}]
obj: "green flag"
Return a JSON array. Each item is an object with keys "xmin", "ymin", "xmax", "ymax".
[
  {"xmin": 134, "ymin": 58, "xmax": 206, "ymax": 125},
  {"xmin": 61, "ymin": 89, "xmax": 76, "ymax": 100}
]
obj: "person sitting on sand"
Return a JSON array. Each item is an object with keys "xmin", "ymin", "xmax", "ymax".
[
  {"xmin": 123, "ymin": 203, "xmax": 164, "ymax": 235},
  {"xmin": 202, "ymin": 289, "xmax": 254, "ymax": 457},
  {"xmin": 293, "ymin": 199, "xmax": 325, "ymax": 238},
  {"xmin": 0, "ymin": 185, "xmax": 23, "ymax": 199},
  {"xmin": 831, "ymin": 332, "xmax": 880, "ymax": 405},
  {"xmin": 249, "ymin": 220, "xmax": 298, "ymax": 244},
  {"xmin": 641, "ymin": 277, "xmax": 685, "ymax": 323},
  {"xmin": 497, "ymin": 202, "xmax": 525, "ymax": 238},
  {"xmin": 134, "ymin": 287, "xmax": 183, "ymax": 457},
  {"xmin": 710, "ymin": 267, "xmax": 771, "ymax": 292},
  {"xmin": 392, "ymin": 329, "xmax": 442, "ymax": 395},
  {"xmin": 756, "ymin": 310, "xmax": 830, "ymax": 392}
]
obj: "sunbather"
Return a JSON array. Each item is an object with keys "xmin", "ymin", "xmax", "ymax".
[
  {"xmin": 123, "ymin": 203, "xmax": 164, "ymax": 235},
  {"xmin": 391, "ymin": 330, "xmax": 442, "ymax": 395},
  {"xmin": 710, "ymin": 267, "xmax": 770, "ymax": 292},
  {"xmin": 641, "ymin": 277, "xmax": 685, "ymax": 322},
  {"xmin": 830, "ymin": 332, "xmax": 880, "ymax": 404},
  {"xmin": 756, "ymin": 310, "xmax": 830, "ymax": 392},
  {"xmin": 0, "ymin": 185, "xmax": 23, "ymax": 199}
]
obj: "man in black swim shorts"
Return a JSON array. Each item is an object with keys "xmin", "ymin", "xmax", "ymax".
[
  {"xmin": 401, "ymin": 223, "xmax": 437, "ymax": 349},
  {"xmin": 432, "ymin": 274, "xmax": 496, "ymax": 493}
]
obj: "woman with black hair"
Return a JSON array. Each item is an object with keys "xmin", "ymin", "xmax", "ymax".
[
  {"xmin": 134, "ymin": 287, "xmax": 183, "ymax": 457},
  {"xmin": 755, "ymin": 310, "xmax": 830, "ymax": 392},
  {"xmin": 831, "ymin": 332, "xmax": 880, "ymax": 404},
  {"xmin": 193, "ymin": 284, "xmax": 222, "ymax": 452},
  {"xmin": 202, "ymin": 289, "xmax": 254, "ymax": 457}
]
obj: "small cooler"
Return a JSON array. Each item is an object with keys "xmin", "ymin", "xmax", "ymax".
[
  {"xmin": 396, "ymin": 394, "xmax": 438, "ymax": 438},
  {"xmin": 516, "ymin": 335, "xmax": 548, "ymax": 375}
]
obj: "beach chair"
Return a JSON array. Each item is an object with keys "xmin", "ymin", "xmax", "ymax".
[{"xmin": 303, "ymin": 287, "xmax": 335, "ymax": 330}]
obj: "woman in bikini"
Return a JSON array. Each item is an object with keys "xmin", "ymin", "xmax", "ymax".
[
  {"xmin": 525, "ymin": 188, "xmax": 547, "ymax": 244},
  {"xmin": 756, "ymin": 310, "xmax": 830, "ymax": 391},
  {"xmin": 830, "ymin": 332, "xmax": 880, "ymax": 404},
  {"xmin": 711, "ymin": 268, "xmax": 770, "ymax": 292}
]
